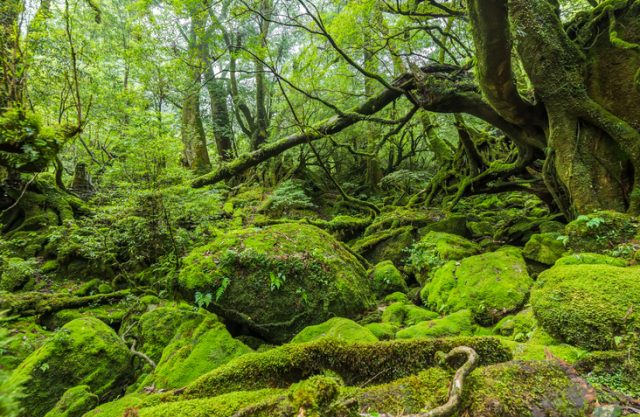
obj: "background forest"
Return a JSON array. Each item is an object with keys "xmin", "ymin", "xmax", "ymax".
[{"xmin": 1, "ymin": 0, "xmax": 640, "ymax": 416}]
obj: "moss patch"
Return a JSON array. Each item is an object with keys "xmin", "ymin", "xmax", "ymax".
[
  {"xmin": 368, "ymin": 260, "xmax": 407, "ymax": 297},
  {"xmin": 523, "ymin": 233, "xmax": 567, "ymax": 265},
  {"xmin": 395, "ymin": 310, "xmax": 474, "ymax": 339}
]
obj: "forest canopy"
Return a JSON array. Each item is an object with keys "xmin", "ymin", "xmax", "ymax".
[{"xmin": 1, "ymin": 0, "xmax": 640, "ymax": 416}]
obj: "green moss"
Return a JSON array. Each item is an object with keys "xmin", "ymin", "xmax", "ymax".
[
  {"xmin": 493, "ymin": 308, "xmax": 537, "ymax": 342},
  {"xmin": 364, "ymin": 322, "xmax": 397, "ymax": 340},
  {"xmin": 523, "ymin": 233, "xmax": 567, "ymax": 265},
  {"xmin": 291, "ymin": 317, "xmax": 378, "ymax": 344},
  {"xmin": 460, "ymin": 361, "xmax": 593, "ymax": 416},
  {"xmin": 555, "ymin": 252, "xmax": 627, "ymax": 266},
  {"xmin": 138, "ymin": 389, "xmax": 282, "ymax": 417},
  {"xmin": 141, "ymin": 316, "xmax": 252, "ymax": 390},
  {"xmin": 356, "ymin": 360, "xmax": 591, "ymax": 416},
  {"xmin": 43, "ymin": 385, "xmax": 98, "ymax": 417},
  {"xmin": 0, "ymin": 257, "xmax": 36, "ymax": 291},
  {"xmin": 368, "ymin": 261, "xmax": 407, "ymax": 297},
  {"xmin": 395, "ymin": 310, "xmax": 474, "ymax": 339},
  {"xmin": 0, "ymin": 317, "xmax": 50, "ymax": 370},
  {"xmin": 81, "ymin": 394, "xmax": 145, "ymax": 417},
  {"xmin": 136, "ymin": 305, "xmax": 203, "ymax": 364},
  {"xmin": 408, "ymin": 231, "xmax": 480, "ymax": 284},
  {"xmin": 384, "ymin": 291, "xmax": 409, "ymax": 304},
  {"xmin": 531, "ymin": 264, "xmax": 640, "ymax": 350},
  {"xmin": 420, "ymin": 246, "xmax": 533, "ymax": 325},
  {"xmin": 381, "ymin": 302, "xmax": 439, "ymax": 327},
  {"xmin": 500, "ymin": 339, "xmax": 587, "ymax": 363},
  {"xmin": 8, "ymin": 317, "xmax": 132, "ymax": 417},
  {"xmin": 41, "ymin": 304, "xmax": 129, "ymax": 330},
  {"xmin": 351, "ymin": 225, "xmax": 415, "ymax": 266},
  {"xmin": 182, "ymin": 337, "xmax": 511, "ymax": 400}
]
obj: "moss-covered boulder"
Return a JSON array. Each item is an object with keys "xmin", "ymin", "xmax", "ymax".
[
  {"xmin": 364, "ymin": 322, "xmax": 397, "ymax": 340},
  {"xmin": 420, "ymin": 247, "xmax": 533, "ymax": 325},
  {"xmin": 564, "ymin": 211, "xmax": 638, "ymax": 253},
  {"xmin": 395, "ymin": 310, "xmax": 474, "ymax": 339},
  {"xmin": 531, "ymin": 264, "xmax": 640, "ymax": 350},
  {"xmin": 368, "ymin": 260, "xmax": 407, "ymax": 297},
  {"xmin": 357, "ymin": 360, "xmax": 593, "ymax": 416},
  {"xmin": 554, "ymin": 253, "xmax": 627, "ymax": 267},
  {"xmin": 291, "ymin": 317, "xmax": 378, "ymax": 344},
  {"xmin": 381, "ymin": 301, "xmax": 439, "ymax": 327},
  {"xmin": 43, "ymin": 385, "xmax": 98, "ymax": 417},
  {"xmin": 408, "ymin": 231, "xmax": 480, "ymax": 284},
  {"xmin": 177, "ymin": 223, "xmax": 375, "ymax": 343},
  {"xmin": 523, "ymin": 233, "xmax": 567, "ymax": 265},
  {"xmin": 138, "ymin": 309, "xmax": 252, "ymax": 390},
  {"xmin": 8, "ymin": 317, "xmax": 132, "ymax": 417}
]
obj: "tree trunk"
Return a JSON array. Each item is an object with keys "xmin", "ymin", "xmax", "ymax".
[{"xmin": 180, "ymin": 15, "xmax": 211, "ymax": 175}]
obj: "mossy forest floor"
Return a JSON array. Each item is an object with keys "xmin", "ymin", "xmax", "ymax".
[{"xmin": 1, "ymin": 184, "xmax": 640, "ymax": 417}]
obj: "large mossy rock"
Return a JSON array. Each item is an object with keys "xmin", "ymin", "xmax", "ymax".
[
  {"xmin": 290, "ymin": 317, "xmax": 378, "ymax": 344},
  {"xmin": 358, "ymin": 360, "xmax": 593, "ymax": 416},
  {"xmin": 138, "ymin": 307, "xmax": 252, "ymax": 390},
  {"xmin": 43, "ymin": 385, "xmax": 98, "ymax": 417},
  {"xmin": 396, "ymin": 310, "xmax": 474, "ymax": 339},
  {"xmin": 177, "ymin": 223, "xmax": 375, "ymax": 343},
  {"xmin": 408, "ymin": 231, "xmax": 480, "ymax": 284},
  {"xmin": 368, "ymin": 260, "xmax": 407, "ymax": 297},
  {"xmin": 531, "ymin": 264, "xmax": 640, "ymax": 350},
  {"xmin": 564, "ymin": 211, "xmax": 638, "ymax": 254},
  {"xmin": 8, "ymin": 317, "xmax": 132, "ymax": 417},
  {"xmin": 420, "ymin": 247, "xmax": 533, "ymax": 325}
]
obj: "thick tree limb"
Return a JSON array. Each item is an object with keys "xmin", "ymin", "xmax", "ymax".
[
  {"xmin": 467, "ymin": 0, "xmax": 543, "ymax": 127},
  {"xmin": 0, "ymin": 290, "xmax": 130, "ymax": 317},
  {"xmin": 192, "ymin": 73, "xmax": 415, "ymax": 187}
]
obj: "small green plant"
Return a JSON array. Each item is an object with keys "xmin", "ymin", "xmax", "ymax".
[
  {"xmin": 38, "ymin": 362, "xmax": 49, "ymax": 373},
  {"xmin": 215, "ymin": 277, "xmax": 230, "ymax": 302},
  {"xmin": 586, "ymin": 216, "xmax": 606, "ymax": 230},
  {"xmin": 556, "ymin": 235, "xmax": 570, "ymax": 247},
  {"xmin": 194, "ymin": 291, "xmax": 212, "ymax": 309},
  {"xmin": 270, "ymin": 271, "xmax": 286, "ymax": 291}
]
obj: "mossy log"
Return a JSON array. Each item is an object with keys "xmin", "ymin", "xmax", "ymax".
[{"xmin": 0, "ymin": 289, "xmax": 131, "ymax": 317}]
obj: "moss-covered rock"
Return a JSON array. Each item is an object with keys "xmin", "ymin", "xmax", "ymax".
[
  {"xmin": 564, "ymin": 211, "xmax": 638, "ymax": 253},
  {"xmin": 493, "ymin": 308, "xmax": 537, "ymax": 342},
  {"xmin": 43, "ymin": 385, "xmax": 98, "ymax": 417},
  {"xmin": 395, "ymin": 310, "xmax": 474, "ymax": 339},
  {"xmin": 364, "ymin": 322, "xmax": 397, "ymax": 340},
  {"xmin": 368, "ymin": 260, "xmax": 407, "ymax": 297},
  {"xmin": 554, "ymin": 252, "xmax": 627, "ymax": 267},
  {"xmin": 356, "ymin": 360, "xmax": 593, "ymax": 416},
  {"xmin": 139, "ymin": 311, "xmax": 252, "ymax": 390},
  {"xmin": 8, "ymin": 317, "xmax": 132, "ymax": 417},
  {"xmin": 522, "ymin": 233, "xmax": 567, "ymax": 265},
  {"xmin": 408, "ymin": 231, "xmax": 480, "ymax": 284},
  {"xmin": 381, "ymin": 301, "xmax": 439, "ymax": 327},
  {"xmin": 291, "ymin": 317, "xmax": 378, "ymax": 344},
  {"xmin": 420, "ymin": 247, "xmax": 533, "ymax": 325},
  {"xmin": 177, "ymin": 223, "xmax": 375, "ymax": 343},
  {"xmin": 531, "ymin": 264, "xmax": 640, "ymax": 350}
]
